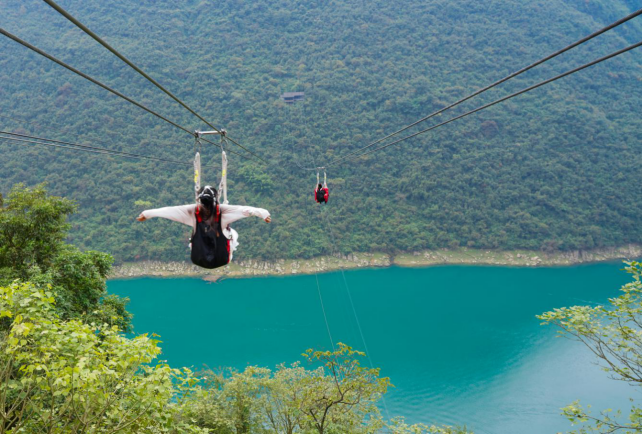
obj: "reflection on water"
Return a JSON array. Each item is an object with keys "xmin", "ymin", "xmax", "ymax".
[{"xmin": 109, "ymin": 262, "xmax": 638, "ymax": 434}]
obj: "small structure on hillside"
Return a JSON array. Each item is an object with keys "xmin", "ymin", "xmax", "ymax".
[{"xmin": 281, "ymin": 92, "xmax": 305, "ymax": 104}]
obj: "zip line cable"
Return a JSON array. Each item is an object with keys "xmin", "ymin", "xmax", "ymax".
[
  {"xmin": 0, "ymin": 113, "xmax": 248, "ymax": 162},
  {"xmin": 0, "ymin": 135, "xmax": 192, "ymax": 166},
  {"xmin": 41, "ymin": 0, "xmax": 267, "ymax": 164},
  {"xmin": 0, "ymin": 28, "xmax": 192, "ymax": 136},
  {"xmin": 0, "ymin": 113, "xmax": 79, "ymax": 136},
  {"xmin": 337, "ymin": 41, "xmax": 642, "ymax": 163},
  {"xmin": 2, "ymin": 8, "xmax": 639, "ymax": 171},
  {"xmin": 0, "ymin": 28, "xmax": 254, "ymax": 163},
  {"xmin": 185, "ymin": 135, "xmax": 250, "ymax": 160},
  {"xmin": 330, "ymin": 8, "xmax": 641, "ymax": 165},
  {"xmin": 0, "ymin": 130, "xmax": 214, "ymax": 166},
  {"xmin": 298, "ymin": 91, "xmax": 321, "ymax": 170},
  {"xmin": 0, "ymin": 135, "xmax": 126, "ymax": 159},
  {"xmin": 0, "ymin": 132, "xmax": 217, "ymax": 167}
]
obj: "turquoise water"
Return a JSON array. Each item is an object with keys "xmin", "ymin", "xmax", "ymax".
[{"xmin": 108, "ymin": 263, "xmax": 639, "ymax": 433}]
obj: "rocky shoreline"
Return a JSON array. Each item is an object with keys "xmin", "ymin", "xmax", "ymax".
[{"xmin": 109, "ymin": 244, "xmax": 641, "ymax": 280}]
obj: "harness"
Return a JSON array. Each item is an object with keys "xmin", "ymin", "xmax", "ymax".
[{"xmin": 315, "ymin": 168, "xmax": 329, "ymax": 203}]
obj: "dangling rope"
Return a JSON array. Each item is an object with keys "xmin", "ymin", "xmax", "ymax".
[
  {"xmin": 302, "ymin": 182, "xmax": 335, "ymax": 351},
  {"xmin": 315, "ymin": 272, "xmax": 335, "ymax": 352},
  {"xmin": 318, "ymin": 204, "xmax": 392, "ymax": 421}
]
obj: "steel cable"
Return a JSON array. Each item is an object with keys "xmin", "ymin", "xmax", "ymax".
[
  {"xmin": 330, "ymin": 9, "xmax": 642, "ymax": 165},
  {"xmin": 0, "ymin": 28, "xmax": 194, "ymax": 136},
  {"xmin": 0, "ymin": 132, "xmax": 216, "ymax": 167},
  {"xmin": 338, "ymin": 41, "xmax": 642, "ymax": 163},
  {"xmin": 0, "ymin": 29, "xmax": 254, "ymax": 165},
  {"xmin": 42, "ymin": 0, "xmax": 267, "ymax": 163}
]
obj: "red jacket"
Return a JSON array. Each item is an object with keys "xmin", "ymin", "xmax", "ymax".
[{"xmin": 314, "ymin": 187, "xmax": 329, "ymax": 203}]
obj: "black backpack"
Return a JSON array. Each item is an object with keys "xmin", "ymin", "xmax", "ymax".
[
  {"xmin": 316, "ymin": 188, "xmax": 326, "ymax": 202},
  {"xmin": 190, "ymin": 207, "xmax": 230, "ymax": 269}
]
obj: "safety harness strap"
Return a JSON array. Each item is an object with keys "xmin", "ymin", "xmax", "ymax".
[
  {"xmin": 194, "ymin": 151, "xmax": 201, "ymax": 201},
  {"xmin": 219, "ymin": 150, "xmax": 229, "ymax": 204}
]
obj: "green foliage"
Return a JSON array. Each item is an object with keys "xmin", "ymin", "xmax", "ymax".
[
  {"xmin": 387, "ymin": 417, "xmax": 470, "ymax": 434},
  {"xmin": 134, "ymin": 199, "xmax": 154, "ymax": 210},
  {"xmin": 0, "ymin": 184, "xmax": 132, "ymax": 332},
  {"xmin": 0, "ymin": 0, "xmax": 640, "ymax": 263},
  {"xmin": 299, "ymin": 343, "xmax": 390, "ymax": 434},
  {"xmin": 0, "ymin": 280, "xmax": 205, "ymax": 433},
  {"xmin": 0, "ymin": 183, "xmax": 75, "ymax": 274},
  {"xmin": 176, "ymin": 344, "xmax": 468, "ymax": 434},
  {"xmin": 538, "ymin": 261, "xmax": 642, "ymax": 433}
]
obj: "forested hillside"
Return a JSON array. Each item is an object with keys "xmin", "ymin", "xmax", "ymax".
[{"xmin": 0, "ymin": 0, "xmax": 640, "ymax": 263}]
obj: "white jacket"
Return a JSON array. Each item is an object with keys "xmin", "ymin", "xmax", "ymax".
[{"xmin": 142, "ymin": 203, "xmax": 270, "ymax": 240}]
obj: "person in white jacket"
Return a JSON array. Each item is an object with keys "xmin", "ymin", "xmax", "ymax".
[{"xmin": 136, "ymin": 185, "xmax": 270, "ymax": 268}]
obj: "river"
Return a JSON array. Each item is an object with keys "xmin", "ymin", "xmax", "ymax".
[{"xmin": 108, "ymin": 262, "xmax": 639, "ymax": 433}]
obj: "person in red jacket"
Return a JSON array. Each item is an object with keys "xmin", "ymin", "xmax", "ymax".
[{"xmin": 315, "ymin": 182, "xmax": 329, "ymax": 204}]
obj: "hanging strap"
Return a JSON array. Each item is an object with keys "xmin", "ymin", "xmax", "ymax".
[
  {"xmin": 317, "ymin": 171, "xmax": 320, "ymax": 185},
  {"xmin": 323, "ymin": 171, "xmax": 327, "ymax": 188},
  {"xmin": 194, "ymin": 151, "xmax": 201, "ymax": 201},
  {"xmin": 219, "ymin": 138, "xmax": 229, "ymax": 204}
]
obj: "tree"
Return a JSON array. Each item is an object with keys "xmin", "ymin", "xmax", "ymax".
[
  {"xmin": 177, "ymin": 366, "xmax": 271, "ymax": 434},
  {"xmin": 177, "ymin": 346, "xmax": 469, "ymax": 434},
  {"xmin": 538, "ymin": 261, "xmax": 642, "ymax": 433},
  {"xmin": 0, "ymin": 183, "xmax": 75, "ymax": 274},
  {"xmin": 0, "ymin": 184, "xmax": 132, "ymax": 332},
  {"xmin": 386, "ymin": 416, "xmax": 471, "ymax": 434},
  {"xmin": 298, "ymin": 343, "xmax": 390, "ymax": 434},
  {"xmin": 0, "ymin": 280, "xmax": 204, "ymax": 433},
  {"xmin": 260, "ymin": 362, "xmax": 310, "ymax": 434}
]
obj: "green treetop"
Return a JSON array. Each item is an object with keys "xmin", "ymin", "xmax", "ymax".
[
  {"xmin": 0, "ymin": 183, "xmax": 132, "ymax": 332},
  {"xmin": 538, "ymin": 261, "xmax": 642, "ymax": 433}
]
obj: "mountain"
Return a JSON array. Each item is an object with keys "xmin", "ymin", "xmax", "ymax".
[{"xmin": 0, "ymin": 0, "xmax": 640, "ymax": 263}]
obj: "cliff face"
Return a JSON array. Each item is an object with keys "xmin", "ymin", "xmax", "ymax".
[{"xmin": 110, "ymin": 245, "xmax": 641, "ymax": 279}]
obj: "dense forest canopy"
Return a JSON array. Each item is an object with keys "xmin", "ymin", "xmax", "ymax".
[{"xmin": 0, "ymin": 0, "xmax": 640, "ymax": 263}]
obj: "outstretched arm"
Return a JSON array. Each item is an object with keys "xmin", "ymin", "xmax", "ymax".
[
  {"xmin": 136, "ymin": 204, "xmax": 196, "ymax": 228},
  {"xmin": 220, "ymin": 204, "xmax": 271, "ymax": 227}
]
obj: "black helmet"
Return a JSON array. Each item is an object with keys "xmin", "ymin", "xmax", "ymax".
[{"xmin": 198, "ymin": 185, "xmax": 218, "ymax": 206}]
